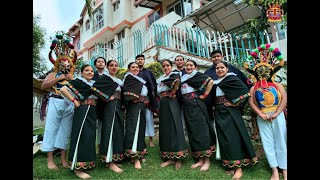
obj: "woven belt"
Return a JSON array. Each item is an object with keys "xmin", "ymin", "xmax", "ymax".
[
  {"xmin": 80, "ymin": 98, "xmax": 97, "ymax": 106},
  {"xmin": 182, "ymin": 92, "xmax": 200, "ymax": 101},
  {"xmin": 138, "ymin": 96, "xmax": 148, "ymax": 102},
  {"xmin": 113, "ymin": 91, "xmax": 121, "ymax": 100},
  {"xmin": 215, "ymin": 96, "xmax": 228, "ymax": 105},
  {"xmin": 159, "ymin": 90, "xmax": 172, "ymax": 98}
]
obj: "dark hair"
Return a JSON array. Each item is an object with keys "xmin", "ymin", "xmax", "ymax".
[
  {"xmin": 128, "ymin": 62, "xmax": 137, "ymax": 69},
  {"xmin": 210, "ymin": 49, "xmax": 223, "ymax": 57},
  {"xmin": 94, "ymin": 57, "xmax": 106, "ymax": 65},
  {"xmin": 186, "ymin": 59, "xmax": 197, "ymax": 67},
  {"xmin": 216, "ymin": 61, "xmax": 229, "ymax": 68},
  {"xmin": 175, "ymin": 55, "xmax": 184, "ymax": 61},
  {"xmin": 81, "ymin": 64, "xmax": 93, "ymax": 72},
  {"xmin": 107, "ymin": 60, "xmax": 118, "ymax": 66},
  {"xmin": 161, "ymin": 59, "xmax": 172, "ymax": 66},
  {"xmin": 135, "ymin": 54, "xmax": 145, "ymax": 60}
]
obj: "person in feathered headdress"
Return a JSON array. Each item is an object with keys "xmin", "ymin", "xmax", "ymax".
[
  {"xmin": 244, "ymin": 44, "xmax": 287, "ymax": 180},
  {"xmin": 40, "ymin": 32, "xmax": 77, "ymax": 170}
]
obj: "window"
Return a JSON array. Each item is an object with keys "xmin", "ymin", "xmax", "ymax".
[
  {"xmin": 184, "ymin": 0, "xmax": 192, "ymax": 16},
  {"xmin": 108, "ymin": 39, "xmax": 114, "ymax": 49},
  {"xmin": 118, "ymin": 29, "xmax": 125, "ymax": 41},
  {"xmin": 148, "ymin": 10, "xmax": 161, "ymax": 26},
  {"xmin": 168, "ymin": 0, "xmax": 192, "ymax": 17},
  {"xmin": 93, "ymin": 6, "xmax": 104, "ymax": 33},
  {"xmin": 76, "ymin": 40, "xmax": 81, "ymax": 50},
  {"xmin": 85, "ymin": 20, "xmax": 90, "ymax": 31},
  {"xmin": 113, "ymin": 0, "xmax": 120, "ymax": 11}
]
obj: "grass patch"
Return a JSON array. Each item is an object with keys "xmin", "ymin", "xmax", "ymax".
[
  {"xmin": 33, "ymin": 127, "xmax": 44, "ymax": 135},
  {"xmin": 33, "ymin": 137, "xmax": 273, "ymax": 179}
]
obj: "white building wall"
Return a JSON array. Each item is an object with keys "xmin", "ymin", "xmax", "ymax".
[
  {"xmin": 192, "ymin": 0, "xmax": 201, "ymax": 11},
  {"xmin": 153, "ymin": 12, "xmax": 182, "ymax": 26},
  {"xmin": 104, "ymin": 0, "xmax": 113, "ymax": 27},
  {"xmin": 131, "ymin": 6, "xmax": 151, "ymax": 20},
  {"xmin": 113, "ymin": 7, "xmax": 122, "ymax": 26},
  {"xmin": 123, "ymin": 0, "xmax": 132, "ymax": 22},
  {"xmin": 81, "ymin": 13, "xmax": 93, "ymax": 49},
  {"xmin": 131, "ymin": 19, "xmax": 147, "ymax": 33}
]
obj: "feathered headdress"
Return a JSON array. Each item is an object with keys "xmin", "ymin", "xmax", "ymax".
[
  {"xmin": 48, "ymin": 32, "xmax": 77, "ymax": 75},
  {"xmin": 243, "ymin": 44, "xmax": 284, "ymax": 88}
]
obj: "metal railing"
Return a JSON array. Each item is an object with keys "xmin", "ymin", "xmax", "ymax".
[{"xmin": 90, "ymin": 24, "xmax": 286, "ymax": 68}]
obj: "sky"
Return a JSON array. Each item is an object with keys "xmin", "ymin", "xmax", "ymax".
[{"xmin": 33, "ymin": 0, "xmax": 85, "ymax": 69}]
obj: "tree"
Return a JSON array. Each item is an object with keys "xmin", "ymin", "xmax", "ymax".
[
  {"xmin": 33, "ymin": 13, "xmax": 47, "ymax": 77},
  {"xmin": 84, "ymin": 0, "xmax": 93, "ymax": 18}
]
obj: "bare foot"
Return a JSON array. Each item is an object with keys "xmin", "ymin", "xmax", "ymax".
[
  {"xmin": 134, "ymin": 159, "xmax": 142, "ymax": 169},
  {"xmin": 270, "ymin": 168, "xmax": 279, "ymax": 180},
  {"xmin": 232, "ymin": 168, "xmax": 243, "ymax": 180},
  {"xmin": 108, "ymin": 163, "xmax": 123, "ymax": 173},
  {"xmin": 60, "ymin": 159, "xmax": 70, "ymax": 168},
  {"xmin": 115, "ymin": 163, "xmax": 122, "ymax": 167},
  {"xmin": 191, "ymin": 159, "xmax": 204, "ymax": 169},
  {"xmin": 175, "ymin": 160, "xmax": 182, "ymax": 170},
  {"xmin": 48, "ymin": 161, "xmax": 58, "ymax": 170},
  {"xmin": 226, "ymin": 169, "xmax": 235, "ymax": 175},
  {"xmin": 282, "ymin": 169, "xmax": 287, "ymax": 180},
  {"xmin": 161, "ymin": 160, "xmax": 175, "ymax": 167},
  {"xmin": 149, "ymin": 142, "xmax": 155, "ymax": 147},
  {"xmin": 75, "ymin": 170, "xmax": 91, "ymax": 179},
  {"xmin": 200, "ymin": 158, "xmax": 210, "ymax": 171}
]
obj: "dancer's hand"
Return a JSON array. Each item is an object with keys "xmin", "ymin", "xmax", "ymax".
[
  {"xmin": 109, "ymin": 96, "xmax": 115, "ymax": 101},
  {"xmin": 73, "ymin": 100, "xmax": 80, "ymax": 108},
  {"xmin": 258, "ymin": 113, "xmax": 269, "ymax": 121}
]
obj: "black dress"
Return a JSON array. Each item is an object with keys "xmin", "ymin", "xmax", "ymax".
[
  {"xmin": 157, "ymin": 72, "xmax": 188, "ymax": 160},
  {"xmin": 213, "ymin": 73, "xmax": 258, "ymax": 169},
  {"xmin": 180, "ymin": 71, "xmax": 216, "ymax": 159},
  {"xmin": 123, "ymin": 72, "xmax": 148, "ymax": 159},
  {"xmin": 66, "ymin": 78, "xmax": 97, "ymax": 170},
  {"xmin": 92, "ymin": 72, "xmax": 125, "ymax": 163}
]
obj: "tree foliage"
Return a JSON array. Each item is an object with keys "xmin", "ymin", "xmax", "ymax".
[
  {"xmin": 74, "ymin": 57, "xmax": 85, "ymax": 76},
  {"xmin": 231, "ymin": 0, "xmax": 287, "ymax": 44},
  {"xmin": 145, "ymin": 61, "xmax": 163, "ymax": 79},
  {"xmin": 33, "ymin": 13, "xmax": 47, "ymax": 77},
  {"xmin": 116, "ymin": 68, "xmax": 128, "ymax": 80}
]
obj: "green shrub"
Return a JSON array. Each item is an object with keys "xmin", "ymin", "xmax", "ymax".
[
  {"xmin": 116, "ymin": 68, "xmax": 127, "ymax": 80},
  {"xmin": 145, "ymin": 61, "xmax": 163, "ymax": 79}
]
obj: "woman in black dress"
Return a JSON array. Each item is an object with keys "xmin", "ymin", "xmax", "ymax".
[
  {"xmin": 123, "ymin": 62, "xmax": 148, "ymax": 169},
  {"xmin": 93, "ymin": 60, "xmax": 125, "ymax": 173},
  {"xmin": 180, "ymin": 60, "xmax": 215, "ymax": 171},
  {"xmin": 157, "ymin": 59, "xmax": 188, "ymax": 170},
  {"xmin": 60, "ymin": 64, "xmax": 97, "ymax": 179},
  {"xmin": 213, "ymin": 61, "xmax": 258, "ymax": 180}
]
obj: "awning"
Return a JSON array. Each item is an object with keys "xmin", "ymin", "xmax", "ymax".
[
  {"xmin": 173, "ymin": 0, "xmax": 262, "ymax": 33},
  {"xmin": 134, "ymin": 0, "xmax": 164, "ymax": 9}
]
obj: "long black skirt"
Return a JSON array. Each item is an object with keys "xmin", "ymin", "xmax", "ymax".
[
  {"xmin": 99, "ymin": 99, "xmax": 125, "ymax": 163},
  {"xmin": 214, "ymin": 105, "xmax": 258, "ymax": 169},
  {"xmin": 124, "ymin": 101, "xmax": 148, "ymax": 159},
  {"xmin": 68, "ymin": 104, "xmax": 97, "ymax": 170},
  {"xmin": 182, "ymin": 98, "xmax": 216, "ymax": 159},
  {"xmin": 159, "ymin": 97, "xmax": 188, "ymax": 160}
]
